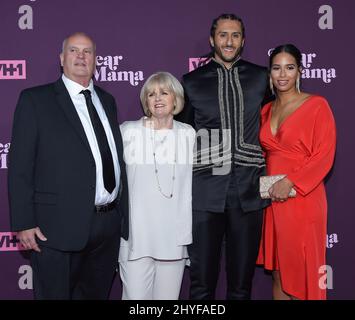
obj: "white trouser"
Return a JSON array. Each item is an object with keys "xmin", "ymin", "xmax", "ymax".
[{"xmin": 119, "ymin": 257, "xmax": 186, "ymax": 300}]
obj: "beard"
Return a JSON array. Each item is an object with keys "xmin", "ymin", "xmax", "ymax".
[{"xmin": 214, "ymin": 45, "xmax": 242, "ymax": 63}]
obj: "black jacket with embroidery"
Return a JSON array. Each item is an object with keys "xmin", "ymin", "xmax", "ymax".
[{"xmin": 176, "ymin": 59, "xmax": 271, "ymax": 212}]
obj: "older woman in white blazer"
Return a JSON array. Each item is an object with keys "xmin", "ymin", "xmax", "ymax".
[{"xmin": 119, "ymin": 72, "xmax": 195, "ymax": 300}]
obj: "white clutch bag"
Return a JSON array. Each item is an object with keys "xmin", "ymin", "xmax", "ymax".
[{"xmin": 259, "ymin": 174, "xmax": 297, "ymax": 199}]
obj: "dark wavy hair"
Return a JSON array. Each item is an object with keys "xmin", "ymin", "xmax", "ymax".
[
  {"xmin": 199, "ymin": 13, "xmax": 245, "ymax": 63},
  {"xmin": 269, "ymin": 44, "xmax": 302, "ymax": 69},
  {"xmin": 210, "ymin": 13, "xmax": 245, "ymax": 39}
]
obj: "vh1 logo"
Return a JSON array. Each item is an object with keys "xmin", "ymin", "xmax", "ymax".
[
  {"xmin": 0, "ymin": 60, "xmax": 26, "ymax": 79},
  {"xmin": 189, "ymin": 57, "xmax": 210, "ymax": 72},
  {"xmin": 0, "ymin": 232, "xmax": 28, "ymax": 251},
  {"xmin": 0, "ymin": 142, "xmax": 10, "ymax": 169}
]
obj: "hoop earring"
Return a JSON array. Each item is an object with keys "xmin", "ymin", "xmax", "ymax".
[
  {"xmin": 296, "ymin": 76, "xmax": 301, "ymax": 93},
  {"xmin": 269, "ymin": 77, "xmax": 275, "ymax": 95},
  {"xmin": 146, "ymin": 109, "xmax": 152, "ymax": 117}
]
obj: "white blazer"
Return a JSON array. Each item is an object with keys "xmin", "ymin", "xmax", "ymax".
[{"xmin": 119, "ymin": 117, "xmax": 195, "ymax": 261}]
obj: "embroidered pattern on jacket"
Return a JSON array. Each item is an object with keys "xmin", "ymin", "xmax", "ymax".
[{"xmin": 193, "ymin": 63, "xmax": 266, "ymax": 171}]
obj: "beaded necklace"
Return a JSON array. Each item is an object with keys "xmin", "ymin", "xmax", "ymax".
[{"xmin": 148, "ymin": 120, "xmax": 176, "ymax": 199}]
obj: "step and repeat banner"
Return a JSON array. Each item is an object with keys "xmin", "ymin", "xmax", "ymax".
[{"xmin": 0, "ymin": 0, "xmax": 354, "ymax": 299}]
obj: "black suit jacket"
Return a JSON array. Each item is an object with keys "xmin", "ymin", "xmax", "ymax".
[{"xmin": 8, "ymin": 78, "xmax": 129, "ymax": 251}]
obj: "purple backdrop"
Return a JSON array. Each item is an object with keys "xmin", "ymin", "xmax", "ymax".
[{"xmin": 0, "ymin": 0, "xmax": 354, "ymax": 299}]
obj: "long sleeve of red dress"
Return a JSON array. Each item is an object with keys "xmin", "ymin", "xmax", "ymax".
[{"xmin": 287, "ymin": 99, "xmax": 336, "ymax": 196}]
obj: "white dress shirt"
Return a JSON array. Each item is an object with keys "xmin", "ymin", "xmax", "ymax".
[{"xmin": 62, "ymin": 74, "xmax": 120, "ymax": 205}]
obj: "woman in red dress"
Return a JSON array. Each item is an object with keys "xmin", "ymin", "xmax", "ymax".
[{"xmin": 257, "ymin": 44, "xmax": 336, "ymax": 300}]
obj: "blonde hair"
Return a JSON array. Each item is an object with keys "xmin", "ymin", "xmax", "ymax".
[{"xmin": 140, "ymin": 71, "xmax": 184, "ymax": 116}]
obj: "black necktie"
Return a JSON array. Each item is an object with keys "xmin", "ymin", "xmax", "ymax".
[{"xmin": 80, "ymin": 89, "xmax": 116, "ymax": 193}]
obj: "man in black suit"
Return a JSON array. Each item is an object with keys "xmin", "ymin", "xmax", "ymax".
[
  {"xmin": 8, "ymin": 32, "xmax": 128, "ymax": 299},
  {"xmin": 176, "ymin": 14, "xmax": 270, "ymax": 299}
]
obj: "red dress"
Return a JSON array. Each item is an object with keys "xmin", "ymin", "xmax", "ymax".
[{"xmin": 256, "ymin": 95, "xmax": 336, "ymax": 300}]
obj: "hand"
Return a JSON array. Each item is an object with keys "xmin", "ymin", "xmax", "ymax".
[
  {"xmin": 269, "ymin": 177, "xmax": 294, "ymax": 202},
  {"xmin": 17, "ymin": 227, "xmax": 47, "ymax": 252}
]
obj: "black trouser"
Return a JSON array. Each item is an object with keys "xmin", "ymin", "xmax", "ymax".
[
  {"xmin": 188, "ymin": 180, "xmax": 263, "ymax": 300},
  {"xmin": 31, "ymin": 208, "xmax": 121, "ymax": 300}
]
